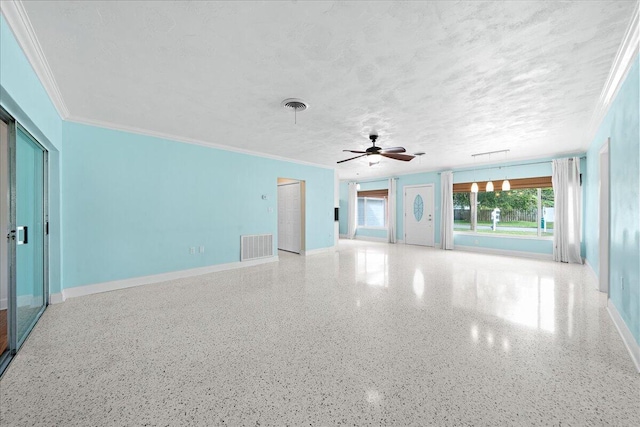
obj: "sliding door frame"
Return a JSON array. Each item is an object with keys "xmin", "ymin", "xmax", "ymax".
[{"xmin": 0, "ymin": 108, "xmax": 49, "ymax": 376}]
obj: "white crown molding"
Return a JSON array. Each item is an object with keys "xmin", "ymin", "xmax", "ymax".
[
  {"xmin": 586, "ymin": 0, "xmax": 639, "ymax": 145},
  {"xmin": 66, "ymin": 115, "xmax": 335, "ymax": 171},
  {"xmin": 0, "ymin": 0, "xmax": 69, "ymax": 118}
]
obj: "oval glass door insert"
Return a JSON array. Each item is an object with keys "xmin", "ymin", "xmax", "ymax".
[{"xmin": 414, "ymin": 195, "xmax": 424, "ymax": 221}]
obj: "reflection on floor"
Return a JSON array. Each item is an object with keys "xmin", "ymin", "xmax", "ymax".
[{"xmin": 0, "ymin": 240, "xmax": 638, "ymax": 425}]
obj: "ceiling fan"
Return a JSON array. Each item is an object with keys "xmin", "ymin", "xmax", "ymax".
[{"xmin": 337, "ymin": 134, "xmax": 415, "ymax": 165}]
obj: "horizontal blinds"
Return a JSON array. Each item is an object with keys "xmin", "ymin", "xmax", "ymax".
[
  {"xmin": 453, "ymin": 176, "xmax": 552, "ymax": 193},
  {"xmin": 357, "ymin": 189, "xmax": 388, "ymax": 198}
]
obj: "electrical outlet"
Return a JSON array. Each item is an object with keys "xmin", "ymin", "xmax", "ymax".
[
  {"xmin": 189, "ymin": 247, "xmax": 195, "ymax": 254},
  {"xmin": 199, "ymin": 246, "xmax": 205, "ymax": 253}
]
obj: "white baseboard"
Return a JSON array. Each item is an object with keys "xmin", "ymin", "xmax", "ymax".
[
  {"xmin": 0, "ymin": 298, "xmax": 6, "ymax": 310},
  {"xmin": 61, "ymin": 256, "xmax": 279, "ymax": 301},
  {"xmin": 354, "ymin": 235, "xmax": 388, "ymax": 243},
  {"xmin": 607, "ymin": 299, "xmax": 640, "ymax": 373},
  {"xmin": 584, "ymin": 259, "xmax": 600, "ymax": 291},
  {"xmin": 49, "ymin": 293, "xmax": 65, "ymax": 304},
  {"xmin": 304, "ymin": 247, "xmax": 336, "ymax": 256},
  {"xmin": 455, "ymin": 245, "xmax": 553, "ymax": 261}
]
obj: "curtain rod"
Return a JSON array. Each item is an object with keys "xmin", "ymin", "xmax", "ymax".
[{"xmin": 440, "ymin": 156, "xmax": 586, "ymax": 174}]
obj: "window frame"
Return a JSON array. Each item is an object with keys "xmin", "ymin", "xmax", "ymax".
[
  {"xmin": 357, "ymin": 190, "xmax": 388, "ymax": 229},
  {"xmin": 453, "ymin": 177, "xmax": 554, "ymax": 240}
]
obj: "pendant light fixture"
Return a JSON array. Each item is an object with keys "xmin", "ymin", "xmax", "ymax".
[
  {"xmin": 485, "ymin": 153, "xmax": 494, "ymax": 192},
  {"xmin": 471, "ymin": 149, "xmax": 510, "ymax": 193},
  {"xmin": 471, "ymin": 154, "xmax": 479, "ymax": 193},
  {"xmin": 502, "ymin": 150, "xmax": 511, "ymax": 191}
]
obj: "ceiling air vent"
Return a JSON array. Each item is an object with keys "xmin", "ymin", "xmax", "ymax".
[
  {"xmin": 281, "ymin": 98, "xmax": 308, "ymax": 124},
  {"xmin": 281, "ymin": 98, "xmax": 308, "ymax": 112}
]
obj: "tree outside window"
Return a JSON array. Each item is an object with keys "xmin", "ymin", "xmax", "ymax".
[{"xmin": 454, "ymin": 188, "xmax": 554, "ymax": 237}]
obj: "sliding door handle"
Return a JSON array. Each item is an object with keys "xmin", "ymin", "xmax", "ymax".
[{"xmin": 16, "ymin": 226, "xmax": 28, "ymax": 245}]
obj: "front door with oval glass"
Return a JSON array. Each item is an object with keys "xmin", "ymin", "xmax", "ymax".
[{"xmin": 404, "ymin": 184, "xmax": 435, "ymax": 246}]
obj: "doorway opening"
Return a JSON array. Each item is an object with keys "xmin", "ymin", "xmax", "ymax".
[{"xmin": 277, "ymin": 178, "xmax": 305, "ymax": 254}]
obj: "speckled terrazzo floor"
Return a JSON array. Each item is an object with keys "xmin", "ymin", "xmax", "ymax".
[{"xmin": 1, "ymin": 240, "xmax": 638, "ymax": 426}]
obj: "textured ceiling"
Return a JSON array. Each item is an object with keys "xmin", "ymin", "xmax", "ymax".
[{"xmin": 20, "ymin": 1, "xmax": 636, "ymax": 180}]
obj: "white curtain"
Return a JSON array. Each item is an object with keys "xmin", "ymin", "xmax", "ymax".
[
  {"xmin": 347, "ymin": 182, "xmax": 358, "ymax": 239},
  {"xmin": 388, "ymin": 178, "xmax": 397, "ymax": 243},
  {"xmin": 440, "ymin": 171, "xmax": 454, "ymax": 250},
  {"xmin": 552, "ymin": 158, "xmax": 582, "ymax": 264}
]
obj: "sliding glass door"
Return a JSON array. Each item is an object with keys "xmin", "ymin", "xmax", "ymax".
[
  {"xmin": 12, "ymin": 123, "xmax": 47, "ymax": 348},
  {"xmin": 0, "ymin": 112, "xmax": 48, "ymax": 376},
  {"xmin": 0, "ymin": 119, "xmax": 9, "ymax": 365}
]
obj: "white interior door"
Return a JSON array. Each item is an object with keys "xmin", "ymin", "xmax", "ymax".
[
  {"xmin": 278, "ymin": 182, "xmax": 301, "ymax": 253},
  {"xmin": 404, "ymin": 184, "xmax": 434, "ymax": 247}
]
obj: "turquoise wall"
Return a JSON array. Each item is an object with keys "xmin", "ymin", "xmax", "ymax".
[
  {"xmin": 585, "ymin": 55, "xmax": 639, "ymax": 346},
  {"xmin": 339, "ymin": 173, "xmax": 441, "ymax": 243},
  {"xmin": 0, "ymin": 17, "xmax": 61, "ymax": 150},
  {"xmin": 338, "ymin": 161, "xmax": 572, "ymax": 252},
  {"xmin": 61, "ymin": 122, "xmax": 335, "ymax": 289},
  {"xmin": 1, "ymin": 16, "xmax": 63, "ymax": 295}
]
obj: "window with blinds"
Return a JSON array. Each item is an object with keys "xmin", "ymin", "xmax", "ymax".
[{"xmin": 357, "ymin": 189, "xmax": 388, "ymax": 228}]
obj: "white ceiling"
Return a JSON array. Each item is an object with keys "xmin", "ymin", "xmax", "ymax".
[{"xmin": 18, "ymin": 1, "xmax": 636, "ymax": 180}]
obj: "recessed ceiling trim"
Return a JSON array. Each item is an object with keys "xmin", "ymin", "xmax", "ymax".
[
  {"xmin": 65, "ymin": 114, "xmax": 335, "ymax": 171},
  {"xmin": 0, "ymin": 0, "xmax": 70, "ymax": 118},
  {"xmin": 586, "ymin": 0, "xmax": 639, "ymax": 146}
]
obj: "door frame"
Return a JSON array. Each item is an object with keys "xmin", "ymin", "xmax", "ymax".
[
  {"xmin": 0, "ymin": 109, "xmax": 49, "ymax": 376},
  {"xmin": 598, "ymin": 138, "xmax": 610, "ymax": 294},
  {"xmin": 277, "ymin": 178, "xmax": 305, "ymax": 254},
  {"xmin": 403, "ymin": 184, "xmax": 435, "ymax": 247}
]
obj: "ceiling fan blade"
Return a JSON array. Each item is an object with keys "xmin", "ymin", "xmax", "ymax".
[
  {"xmin": 379, "ymin": 146, "xmax": 406, "ymax": 153},
  {"xmin": 343, "ymin": 150, "xmax": 367, "ymax": 154},
  {"xmin": 381, "ymin": 152, "xmax": 415, "ymax": 162},
  {"xmin": 337, "ymin": 154, "xmax": 367, "ymax": 164}
]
